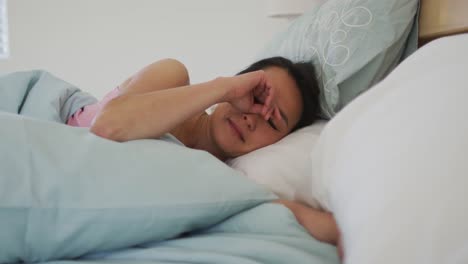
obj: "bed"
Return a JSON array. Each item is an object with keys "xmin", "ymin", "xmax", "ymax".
[{"xmin": 2, "ymin": 0, "xmax": 468, "ymax": 263}]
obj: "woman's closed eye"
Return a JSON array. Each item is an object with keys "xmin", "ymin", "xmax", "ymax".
[{"xmin": 268, "ymin": 118, "xmax": 278, "ymax": 130}]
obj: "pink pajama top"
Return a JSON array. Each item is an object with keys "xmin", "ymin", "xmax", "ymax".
[{"xmin": 67, "ymin": 87, "xmax": 120, "ymax": 127}]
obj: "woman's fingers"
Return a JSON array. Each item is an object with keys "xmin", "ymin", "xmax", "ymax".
[
  {"xmin": 261, "ymin": 103, "xmax": 268, "ymax": 117},
  {"xmin": 249, "ymin": 104, "xmax": 264, "ymax": 116},
  {"xmin": 230, "ymin": 71, "xmax": 279, "ymax": 121},
  {"xmin": 254, "ymin": 86, "xmax": 268, "ymax": 107},
  {"xmin": 274, "ymin": 106, "xmax": 282, "ymax": 120},
  {"xmin": 259, "ymin": 82, "xmax": 274, "ymax": 117},
  {"xmin": 263, "ymin": 86, "xmax": 274, "ymax": 109},
  {"xmin": 263, "ymin": 106, "xmax": 275, "ymax": 120}
]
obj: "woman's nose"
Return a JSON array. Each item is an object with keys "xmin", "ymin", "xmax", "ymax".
[{"xmin": 243, "ymin": 114, "xmax": 257, "ymax": 131}]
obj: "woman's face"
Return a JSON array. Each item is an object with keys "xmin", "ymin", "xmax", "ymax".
[{"xmin": 210, "ymin": 66, "xmax": 303, "ymax": 158}]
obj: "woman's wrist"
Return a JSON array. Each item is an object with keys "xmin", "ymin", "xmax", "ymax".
[{"xmin": 213, "ymin": 76, "xmax": 235, "ymax": 104}]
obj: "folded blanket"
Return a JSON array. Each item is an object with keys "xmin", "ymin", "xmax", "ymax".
[{"xmin": 0, "ymin": 70, "xmax": 97, "ymax": 122}]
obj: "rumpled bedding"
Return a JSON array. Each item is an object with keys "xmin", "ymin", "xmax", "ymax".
[{"xmin": 0, "ymin": 70, "xmax": 339, "ymax": 264}]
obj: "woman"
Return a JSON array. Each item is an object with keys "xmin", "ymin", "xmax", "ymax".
[
  {"xmin": 68, "ymin": 56, "xmax": 342, "ymax": 258},
  {"xmin": 75, "ymin": 57, "xmax": 320, "ymax": 160}
]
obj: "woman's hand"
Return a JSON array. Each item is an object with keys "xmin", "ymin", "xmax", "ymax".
[
  {"xmin": 221, "ymin": 70, "xmax": 278, "ymax": 120},
  {"xmin": 273, "ymin": 199, "xmax": 343, "ymax": 260}
]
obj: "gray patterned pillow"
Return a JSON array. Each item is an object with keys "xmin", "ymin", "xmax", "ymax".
[{"xmin": 259, "ymin": 0, "xmax": 419, "ymax": 118}]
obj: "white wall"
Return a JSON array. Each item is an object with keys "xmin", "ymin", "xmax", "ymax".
[{"xmin": 0, "ymin": 0, "xmax": 289, "ymax": 98}]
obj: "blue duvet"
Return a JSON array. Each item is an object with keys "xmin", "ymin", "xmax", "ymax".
[{"xmin": 0, "ymin": 70, "xmax": 339, "ymax": 264}]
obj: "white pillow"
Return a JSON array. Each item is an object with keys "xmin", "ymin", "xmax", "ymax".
[
  {"xmin": 227, "ymin": 120, "xmax": 327, "ymax": 209},
  {"xmin": 310, "ymin": 34, "xmax": 468, "ymax": 264}
]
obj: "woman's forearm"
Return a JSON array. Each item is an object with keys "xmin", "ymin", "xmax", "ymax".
[{"xmin": 90, "ymin": 78, "xmax": 228, "ymax": 142}]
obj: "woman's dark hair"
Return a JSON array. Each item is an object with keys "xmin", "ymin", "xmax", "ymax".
[{"xmin": 237, "ymin": 56, "xmax": 321, "ymax": 132}]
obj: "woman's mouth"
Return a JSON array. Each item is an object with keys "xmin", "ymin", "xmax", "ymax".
[{"xmin": 227, "ymin": 118, "xmax": 244, "ymax": 142}]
